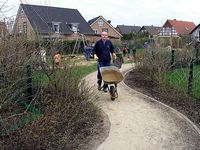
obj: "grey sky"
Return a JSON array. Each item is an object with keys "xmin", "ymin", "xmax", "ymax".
[{"xmin": 1, "ymin": 0, "xmax": 200, "ymax": 27}]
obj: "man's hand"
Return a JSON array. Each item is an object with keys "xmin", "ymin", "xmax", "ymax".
[
  {"xmin": 112, "ymin": 53, "xmax": 117, "ymax": 60},
  {"xmin": 94, "ymin": 54, "xmax": 98, "ymax": 60}
]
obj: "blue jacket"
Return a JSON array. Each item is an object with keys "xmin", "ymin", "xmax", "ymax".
[{"xmin": 93, "ymin": 39, "xmax": 114, "ymax": 62}]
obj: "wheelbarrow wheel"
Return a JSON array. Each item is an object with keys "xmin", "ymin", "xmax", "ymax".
[{"xmin": 109, "ymin": 85, "xmax": 116, "ymax": 101}]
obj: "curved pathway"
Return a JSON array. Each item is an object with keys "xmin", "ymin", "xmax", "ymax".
[{"xmin": 85, "ymin": 64, "xmax": 200, "ymax": 150}]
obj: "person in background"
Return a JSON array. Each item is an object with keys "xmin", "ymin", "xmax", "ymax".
[
  {"xmin": 93, "ymin": 31, "xmax": 116, "ymax": 92},
  {"xmin": 54, "ymin": 51, "xmax": 61, "ymax": 66},
  {"xmin": 84, "ymin": 46, "xmax": 93, "ymax": 61}
]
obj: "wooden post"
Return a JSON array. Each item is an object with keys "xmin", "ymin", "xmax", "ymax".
[
  {"xmin": 195, "ymin": 43, "xmax": 200, "ymax": 65},
  {"xmin": 171, "ymin": 49, "xmax": 175, "ymax": 70},
  {"xmin": 132, "ymin": 48, "xmax": 136, "ymax": 62},
  {"xmin": 26, "ymin": 65, "xmax": 33, "ymax": 102},
  {"xmin": 188, "ymin": 59, "xmax": 194, "ymax": 95}
]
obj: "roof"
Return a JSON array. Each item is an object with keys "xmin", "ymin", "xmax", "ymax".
[
  {"xmin": 140, "ymin": 25, "xmax": 162, "ymax": 36},
  {"xmin": 190, "ymin": 23, "xmax": 200, "ymax": 34},
  {"xmin": 116, "ymin": 25, "xmax": 141, "ymax": 34},
  {"xmin": 20, "ymin": 4, "xmax": 94, "ymax": 35},
  {"xmin": 88, "ymin": 16, "xmax": 100, "ymax": 25},
  {"xmin": 164, "ymin": 19, "xmax": 196, "ymax": 35}
]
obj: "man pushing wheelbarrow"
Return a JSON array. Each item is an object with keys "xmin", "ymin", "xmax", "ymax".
[{"xmin": 93, "ymin": 31, "xmax": 124, "ymax": 100}]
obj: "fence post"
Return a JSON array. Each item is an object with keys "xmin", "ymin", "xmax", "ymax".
[
  {"xmin": 171, "ymin": 49, "xmax": 175, "ymax": 69},
  {"xmin": 26, "ymin": 64, "xmax": 33, "ymax": 102},
  {"xmin": 188, "ymin": 59, "xmax": 194, "ymax": 95},
  {"xmin": 195, "ymin": 43, "xmax": 200, "ymax": 65}
]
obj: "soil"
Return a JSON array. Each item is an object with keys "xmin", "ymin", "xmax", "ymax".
[{"xmin": 124, "ymin": 68, "xmax": 200, "ymax": 130}]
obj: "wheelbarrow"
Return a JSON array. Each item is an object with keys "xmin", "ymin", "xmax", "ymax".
[{"xmin": 100, "ymin": 66, "xmax": 124, "ymax": 101}]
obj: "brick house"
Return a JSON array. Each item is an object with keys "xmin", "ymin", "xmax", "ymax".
[
  {"xmin": 13, "ymin": 4, "xmax": 95, "ymax": 41},
  {"xmin": 88, "ymin": 15, "xmax": 122, "ymax": 43}
]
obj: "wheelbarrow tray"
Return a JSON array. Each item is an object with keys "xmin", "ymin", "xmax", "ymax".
[{"xmin": 100, "ymin": 66, "xmax": 124, "ymax": 84}]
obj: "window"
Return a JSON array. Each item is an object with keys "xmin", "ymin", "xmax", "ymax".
[
  {"xmin": 98, "ymin": 19, "xmax": 104, "ymax": 26},
  {"xmin": 21, "ymin": 9, "xmax": 24, "ymax": 14},
  {"xmin": 23, "ymin": 22, "xmax": 27, "ymax": 33},
  {"xmin": 94, "ymin": 29, "xmax": 98, "ymax": 34},
  {"xmin": 18, "ymin": 24, "xmax": 23, "ymax": 33},
  {"xmin": 102, "ymin": 28, "xmax": 108, "ymax": 33},
  {"xmin": 54, "ymin": 24, "xmax": 59, "ymax": 33},
  {"xmin": 52, "ymin": 22, "xmax": 60, "ymax": 33},
  {"xmin": 69, "ymin": 23, "xmax": 79, "ymax": 33}
]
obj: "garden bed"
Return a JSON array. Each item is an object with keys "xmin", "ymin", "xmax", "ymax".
[{"xmin": 124, "ymin": 68, "xmax": 200, "ymax": 129}]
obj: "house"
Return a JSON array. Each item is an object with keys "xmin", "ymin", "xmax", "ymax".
[
  {"xmin": 0, "ymin": 21, "xmax": 8, "ymax": 39},
  {"xmin": 88, "ymin": 15, "xmax": 122, "ymax": 42},
  {"xmin": 13, "ymin": 4, "xmax": 95, "ymax": 41},
  {"xmin": 116, "ymin": 25, "xmax": 141, "ymax": 34},
  {"xmin": 139, "ymin": 25, "xmax": 162, "ymax": 37},
  {"xmin": 159, "ymin": 19, "xmax": 196, "ymax": 37},
  {"xmin": 190, "ymin": 24, "xmax": 200, "ymax": 42}
]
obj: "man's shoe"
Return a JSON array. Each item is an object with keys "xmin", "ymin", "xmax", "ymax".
[
  {"xmin": 97, "ymin": 80, "xmax": 102, "ymax": 91},
  {"xmin": 98, "ymin": 84, "xmax": 101, "ymax": 91},
  {"xmin": 103, "ymin": 87, "xmax": 108, "ymax": 92}
]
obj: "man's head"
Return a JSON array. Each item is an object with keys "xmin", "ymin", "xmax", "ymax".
[{"xmin": 101, "ymin": 31, "xmax": 108, "ymax": 41}]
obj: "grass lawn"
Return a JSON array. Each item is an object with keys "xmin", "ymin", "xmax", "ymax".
[
  {"xmin": 75, "ymin": 62, "xmax": 97, "ymax": 78},
  {"xmin": 136, "ymin": 48, "xmax": 144, "ymax": 54},
  {"xmin": 165, "ymin": 65, "xmax": 200, "ymax": 99},
  {"xmin": 32, "ymin": 62, "xmax": 97, "ymax": 87}
]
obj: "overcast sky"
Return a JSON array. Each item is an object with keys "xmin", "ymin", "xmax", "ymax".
[{"xmin": 1, "ymin": 0, "xmax": 200, "ymax": 27}]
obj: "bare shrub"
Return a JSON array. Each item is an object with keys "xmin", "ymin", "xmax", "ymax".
[
  {"xmin": 0, "ymin": 35, "xmax": 102, "ymax": 149},
  {"xmin": 136, "ymin": 47, "xmax": 171, "ymax": 84},
  {"xmin": 174, "ymin": 48, "xmax": 193, "ymax": 68}
]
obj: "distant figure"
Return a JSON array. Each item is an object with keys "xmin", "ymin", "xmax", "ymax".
[
  {"xmin": 143, "ymin": 41, "xmax": 148, "ymax": 48},
  {"xmin": 54, "ymin": 51, "xmax": 61, "ymax": 66},
  {"xmin": 122, "ymin": 47, "xmax": 128, "ymax": 56},
  {"xmin": 148, "ymin": 35, "xmax": 155, "ymax": 48},
  {"xmin": 84, "ymin": 46, "xmax": 93, "ymax": 61},
  {"xmin": 40, "ymin": 48, "xmax": 46, "ymax": 63}
]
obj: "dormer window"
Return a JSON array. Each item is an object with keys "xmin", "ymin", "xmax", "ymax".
[
  {"xmin": 52, "ymin": 22, "xmax": 61, "ymax": 33},
  {"xmin": 54, "ymin": 24, "xmax": 59, "ymax": 33},
  {"xmin": 21, "ymin": 9, "xmax": 24, "ymax": 14},
  {"xmin": 94, "ymin": 29, "xmax": 98, "ymax": 34},
  {"xmin": 98, "ymin": 19, "xmax": 104, "ymax": 26},
  {"xmin": 69, "ymin": 23, "xmax": 79, "ymax": 33}
]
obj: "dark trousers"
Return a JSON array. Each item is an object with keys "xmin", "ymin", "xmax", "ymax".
[{"xmin": 97, "ymin": 61, "xmax": 110, "ymax": 86}]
